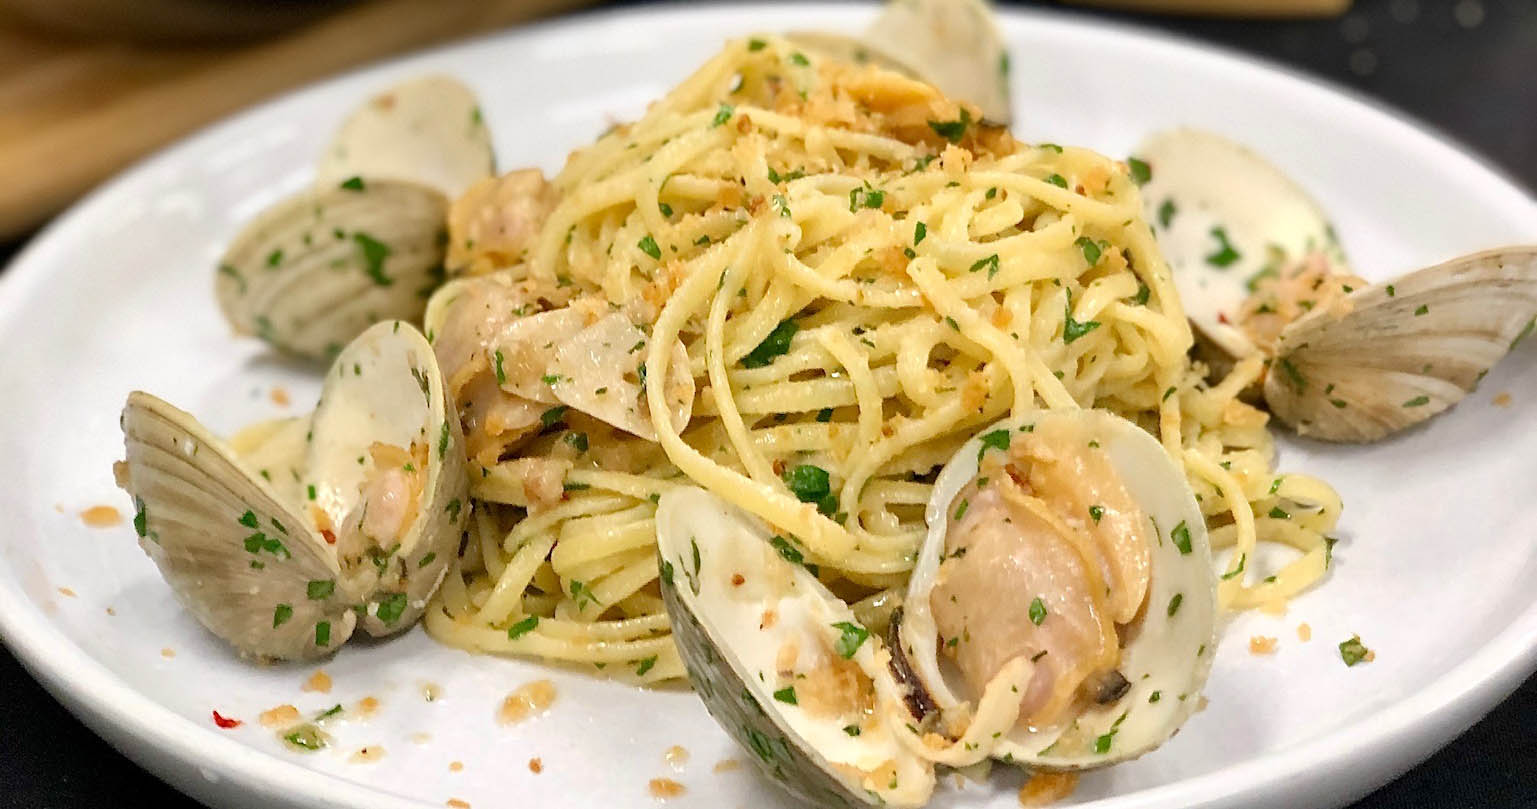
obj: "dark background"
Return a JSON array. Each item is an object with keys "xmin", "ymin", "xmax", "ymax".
[{"xmin": 1, "ymin": 0, "xmax": 1533, "ymax": 806}]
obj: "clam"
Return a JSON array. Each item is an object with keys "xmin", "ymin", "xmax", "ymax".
[
  {"xmin": 789, "ymin": 0, "xmax": 1012, "ymax": 124},
  {"xmin": 896, "ymin": 409, "xmax": 1217, "ymax": 769},
  {"xmin": 219, "ymin": 75, "xmax": 498, "ymax": 361},
  {"xmin": 657, "ymin": 410, "xmax": 1215, "ymax": 803},
  {"xmin": 423, "ymin": 273, "xmax": 694, "ymax": 459},
  {"xmin": 656, "ymin": 486, "xmax": 938, "ymax": 808},
  {"xmin": 1136, "ymin": 127, "xmax": 1537, "ymax": 442},
  {"xmin": 116, "ymin": 320, "xmax": 468, "ymax": 660},
  {"xmin": 316, "ymin": 75, "xmax": 496, "ymax": 200},
  {"xmin": 216, "ymin": 178, "xmax": 449, "ymax": 361}
]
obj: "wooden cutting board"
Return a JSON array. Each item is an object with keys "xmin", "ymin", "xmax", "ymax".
[{"xmin": 0, "ymin": 0, "xmax": 590, "ymax": 239}]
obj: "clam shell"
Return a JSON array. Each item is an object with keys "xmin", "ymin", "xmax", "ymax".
[
  {"xmin": 898, "ymin": 410, "xmax": 1217, "ymax": 770},
  {"xmin": 316, "ymin": 75, "xmax": 495, "ymax": 199},
  {"xmin": 547, "ymin": 312, "xmax": 695, "ymax": 442},
  {"xmin": 119, "ymin": 393, "xmax": 356, "ymax": 661},
  {"xmin": 307, "ymin": 320, "xmax": 468, "ymax": 636},
  {"xmin": 1135, "ymin": 127, "xmax": 1346, "ymax": 359},
  {"xmin": 1265, "ymin": 246, "xmax": 1537, "ymax": 442},
  {"xmin": 215, "ymin": 179, "xmax": 449, "ymax": 361},
  {"xmin": 657, "ymin": 486, "xmax": 935, "ymax": 809},
  {"xmin": 227, "ymin": 416, "xmax": 310, "ymax": 507},
  {"xmin": 790, "ymin": 0, "xmax": 1011, "ymax": 124}
]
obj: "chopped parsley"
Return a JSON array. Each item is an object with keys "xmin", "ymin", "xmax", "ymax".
[
  {"xmin": 306, "ymin": 580, "xmax": 334, "ymax": 600},
  {"xmin": 1028, "ymin": 597, "xmax": 1048, "ymax": 626},
  {"xmin": 1268, "ymin": 506, "xmax": 1291, "ymax": 520},
  {"xmin": 741, "ymin": 319, "xmax": 798, "ymax": 368},
  {"xmin": 1277, "ymin": 357, "xmax": 1307, "ymax": 391},
  {"xmin": 1414, "ymin": 304, "xmax": 1429, "ymax": 316},
  {"xmin": 1089, "ymin": 505, "xmax": 1105, "ymax": 523},
  {"xmin": 637, "ymin": 234, "xmax": 662, "ymax": 260},
  {"xmin": 1221, "ymin": 553, "xmax": 1246, "ymax": 580},
  {"xmin": 1167, "ymin": 593, "xmax": 1183, "ymax": 617},
  {"xmin": 540, "ymin": 406, "xmax": 568, "ymax": 429},
  {"xmin": 493, "ymin": 349, "xmax": 506, "ymax": 385},
  {"xmin": 1402, "ymin": 395, "xmax": 1430, "ymax": 408},
  {"xmin": 832, "ymin": 621, "xmax": 870, "ymax": 659},
  {"xmin": 1205, "ymin": 227, "xmax": 1241, "ymax": 268},
  {"xmin": 272, "ymin": 603, "xmax": 293, "ymax": 628},
  {"xmin": 1045, "ymin": 173, "xmax": 1068, "ymax": 189},
  {"xmin": 353, "ymin": 232, "xmax": 392, "ymax": 286},
  {"xmin": 1338, "ymin": 635, "xmax": 1372, "ymax": 667},
  {"xmin": 1075, "ymin": 236, "xmax": 1102, "ymax": 266},
  {"xmin": 1126, "ymin": 157, "xmax": 1152, "ymax": 185},
  {"xmin": 849, "ymin": 185, "xmax": 884, "ymax": 211},
  {"xmin": 914, "ymin": 221, "xmax": 927, "ymax": 245},
  {"xmin": 338, "ymin": 176, "xmax": 365, "ymax": 191},
  {"xmin": 773, "ymin": 686, "xmax": 798, "ymax": 705},
  {"xmin": 564, "ymin": 431, "xmax": 589, "ymax": 453},
  {"xmin": 784, "ymin": 464, "xmax": 837, "ymax": 515},
  {"xmin": 314, "ymin": 621, "xmax": 332, "ymax": 646},
  {"xmin": 1063, "ymin": 300, "xmax": 1102, "ymax": 344},
  {"xmin": 634, "ymin": 656, "xmax": 658, "ymax": 676},
  {"xmin": 1170, "ymin": 520, "xmax": 1193, "ymax": 554},
  {"xmin": 375, "ymin": 592, "xmax": 407, "ymax": 625},
  {"xmin": 843, "ymin": 725, "xmax": 862, "ymax": 737},
  {"xmin": 711, "ymin": 103, "xmax": 734, "ymax": 127},
  {"xmin": 969, "ymin": 254, "xmax": 1001, "ymax": 278},
  {"xmin": 977, "ymin": 428, "xmax": 1011, "ymax": 459},
  {"xmin": 926, "ymin": 108, "xmax": 971, "ymax": 143}
]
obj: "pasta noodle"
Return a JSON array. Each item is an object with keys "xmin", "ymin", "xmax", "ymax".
[{"xmin": 422, "ymin": 37, "xmax": 1341, "ymax": 681}]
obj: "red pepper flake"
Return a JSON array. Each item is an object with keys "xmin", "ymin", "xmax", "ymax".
[
  {"xmin": 1216, "ymin": 311, "xmax": 1231, "ymax": 325},
  {"xmin": 321, "ymin": 529, "xmax": 337, "ymax": 545},
  {"xmin": 212, "ymin": 710, "xmax": 242, "ymax": 729}
]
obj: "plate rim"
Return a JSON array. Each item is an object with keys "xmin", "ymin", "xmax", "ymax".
[{"xmin": 0, "ymin": 3, "xmax": 1533, "ymax": 808}]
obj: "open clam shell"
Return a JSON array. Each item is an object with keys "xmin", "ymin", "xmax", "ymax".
[
  {"xmin": 216, "ymin": 179, "xmax": 449, "ymax": 362},
  {"xmin": 307, "ymin": 320, "xmax": 469, "ymax": 635},
  {"xmin": 119, "ymin": 393, "xmax": 356, "ymax": 661},
  {"xmin": 897, "ymin": 409, "xmax": 1217, "ymax": 770},
  {"xmin": 790, "ymin": 0, "xmax": 1012, "ymax": 124},
  {"xmin": 1135, "ymin": 127, "xmax": 1346, "ymax": 361},
  {"xmin": 1265, "ymin": 247, "xmax": 1537, "ymax": 442},
  {"xmin": 657, "ymin": 486, "xmax": 935, "ymax": 809},
  {"xmin": 316, "ymin": 75, "xmax": 496, "ymax": 200},
  {"xmin": 116, "ymin": 320, "xmax": 468, "ymax": 659}
]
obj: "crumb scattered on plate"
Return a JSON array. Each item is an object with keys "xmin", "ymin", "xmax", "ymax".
[
  {"xmin": 354, "ymin": 696, "xmax": 380, "ymax": 718},
  {"xmin": 1297, "ymin": 622, "xmax": 1312, "ymax": 641},
  {"xmin": 446, "ymin": 799, "xmax": 470, "ymax": 808},
  {"xmin": 302, "ymin": 669, "xmax": 332, "ymax": 693},
  {"xmin": 349, "ymin": 745, "xmax": 385, "ymax": 764},
  {"xmin": 712, "ymin": 758, "xmax": 740, "ymax": 773},
  {"xmin": 1493, "ymin": 391, "xmax": 1512, "ymax": 407},
  {"xmin": 528, "ymin": 757, "xmax": 543, "ymax": 774},
  {"xmin": 104, "ymin": 606, "xmax": 116, "ymax": 616},
  {"xmin": 664, "ymin": 745, "xmax": 689, "ymax": 769},
  {"xmin": 648, "ymin": 778, "xmax": 685, "ymax": 799},
  {"xmin": 411, "ymin": 732, "xmax": 432, "ymax": 745},
  {"xmin": 1249, "ymin": 636, "xmax": 1278, "ymax": 655},
  {"xmin": 1017, "ymin": 772, "xmax": 1078, "ymax": 806},
  {"xmin": 160, "ymin": 647, "xmax": 176, "ymax": 659},
  {"xmin": 449, "ymin": 760, "xmax": 463, "ymax": 772},
  {"xmin": 259, "ymin": 705, "xmax": 300, "ymax": 727},
  {"xmin": 421, "ymin": 681, "xmax": 442, "ymax": 702},
  {"xmin": 271, "ymin": 386, "xmax": 291, "ymax": 406},
  {"xmin": 80, "ymin": 505, "xmax": 122, "ymax": 527},
  {"xmin": 56, "ymin": 587, "xmax": 76, "ymax": 598},
  {"xmin": 498, "ymin": 680, "xmax": 556, "ymax": 725}
]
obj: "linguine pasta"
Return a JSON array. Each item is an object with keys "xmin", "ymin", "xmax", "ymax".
[{"xmin": 421, "ymin": 37, "xmax": 1341, "ymax": 683}]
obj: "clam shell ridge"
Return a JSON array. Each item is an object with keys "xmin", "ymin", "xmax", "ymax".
[
  {"xmin": 118, "ymin": 392, "xmax": 357, "ymax": 661},
  {"xmin": 1265, "ymin": 246, "xmax": 1537, "ymax": 442},
  {"xmin": 216, "ymin": 178, "xmax": 449, "ymax": 362}
]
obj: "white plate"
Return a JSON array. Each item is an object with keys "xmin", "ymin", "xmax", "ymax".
[{"xmin": 2, "ymin": 4, "xmax": 1534, "ymax": 809}]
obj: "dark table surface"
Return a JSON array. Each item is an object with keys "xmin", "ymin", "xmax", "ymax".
[{"xmin": 2, "ymin": 0, "xmax": 1534, "ymax": 806}]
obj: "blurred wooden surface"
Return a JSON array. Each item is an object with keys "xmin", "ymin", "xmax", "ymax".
[{"xmin": 0, "ymin": 0, "xmax": 590, "ymax": 239}]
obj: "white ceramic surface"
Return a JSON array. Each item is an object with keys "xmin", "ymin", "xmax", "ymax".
[{"xmin": 1, "ymin": 4, "xmax": 1534, "ymax": 809}]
